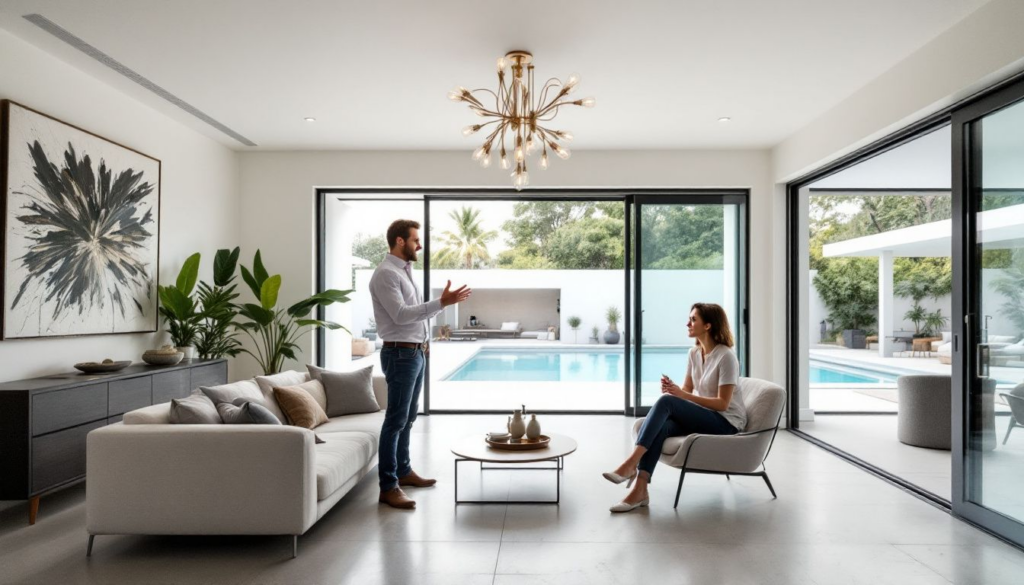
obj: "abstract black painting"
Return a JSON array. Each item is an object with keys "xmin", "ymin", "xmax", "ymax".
[{"xmin": 1, "ymin": 101, "xmax": 160, "ymax": 339}]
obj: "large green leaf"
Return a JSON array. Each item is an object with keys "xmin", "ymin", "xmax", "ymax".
[
  {"xmin": 295, "ymin": 319, "xmax": 344, "ymax": 330},
  {"xmin": 260, "ymin": 275, "xmax": 282, "ymax": 310},
  {"xmin": 253, "ymin": 250, "xmax": 269, "ymax": 288},
  {"xmin": 176, "ymin": 253, "xmax": 201, "ymax": 295},
  {"xmin": 159, "ymin": 285, "xmax": 194, "ymax": 319},
  {"xmin": 239, "ymin": 265, "xmax": 261, "ymax": 300},
  {"xmin": 287, "ymin": 289, "xmax": 353, "ymax": 317},
  {"xmin": 214, "ymin": 247, "xmax": 240, "ymax": 287},
  {"xmin": 239, "ymin": 303, "xmax": 275, "ymax": 326}
]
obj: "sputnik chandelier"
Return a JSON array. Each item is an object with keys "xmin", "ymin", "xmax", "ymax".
[{"xmin": 449, "ymin": 51, "xmax": 595, "ymax": 190}]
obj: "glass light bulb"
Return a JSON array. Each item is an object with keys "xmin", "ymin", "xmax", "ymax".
[
  {"xmin": 500, "ymin": 155, "xmax": 511, "ymax": 170},
  {"xmin": 557, "ymin": 130, "xmax": 574, "ymax": 142},
  {"xmin": 580, "ymin": 97, "xmax": 596, "ymax": 108},
  {"xmin": 515, "ymin": 145, "xmax": 524, "ymax": 163},
  {"xmin": 481, "ymin": 155, "xmax": 492, "ymax": 168},
  {"xmin": 555, "ymin": 145, "xmax": 571, "ymax": 160},
  {"xmin": 472, "ymin": 146, "xmax": 486, "ymax": 161},
  {"xmin": 473, "ymin": 107, "xmax": 488, "ymax": 117},
  {"xmin": 540, "ymin": 152, "xmax": 549, "ymax": 170},
  {"xmin": 565, "ymin": 73, "xmax": 581, "ymax": 93},
  {"xmin": 497, "ymin": 57, "xmax": 508, "ymax": 72},
  {"xmin": 525, "ymin": 137, "xmax": 536, "ymax": 154},
  {"xmin": 462, "ymin": 125, "xmax": 480, "ymax": 136},
  {"xmin": 448, "ymin": 86, "xmax": 469, "ymax": 101},
  {"xmin": 521, "ymin": 171, "xmax": 530, "ymax": 186}
]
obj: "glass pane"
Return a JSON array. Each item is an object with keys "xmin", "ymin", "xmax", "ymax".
[
  {"xmin": 427, "ymin": 200, "xmax": 626, "ymax": 411},
  {"xmin": 968, "ymin": 97, "xmax": 1024, "ymax": 520},
  {"xmin": 637, "ymin": 203, "xmax": 742, "ymax": 407},
  {"xmin": 323, "ymin": 197, "xmax": 425, "ymax": 411}
]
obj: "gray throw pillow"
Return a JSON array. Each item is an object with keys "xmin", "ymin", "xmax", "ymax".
[
  {"xmin": 217, "ymin": 399, "xmax": 283, "ymax": 425},
  {"xmin": 169, "ymin": 393, "xmax": 222, "ymax": 424},
  {"xmin": 200, "ymin": 380, "xmax": 285, "ymax": 423},
  {"xmin": 310, "ymin": 366, "xmax": 380, "ymax": 416}
]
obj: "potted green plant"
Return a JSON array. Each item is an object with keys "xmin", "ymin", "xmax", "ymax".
[
  {"xmin": 194, "ymin": 248, "xmax": 242, "ymax": 360},
  {"xmin": 567, "ymin": 315, "xmax": 582, "ymax": 343},
  {"xmin": 235, "ymin": 250, "xmax": 353, "ymax": 375},
  {"xmin": 589, "ymin": 325, "xmax": 599, "ymax": 344},
  {"xmin": 604, "ymin": 306, "xmax": 621, "ymax": 344},
  {"xmin": 158, "ymin": 253, "xmax": 202, "ymax": 358},
  {"xmin": 923, "ymin": 309, "xmax": 949, "ymax": 337}
]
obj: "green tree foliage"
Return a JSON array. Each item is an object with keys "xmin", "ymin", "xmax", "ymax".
[
  {"xmin": 543, "ymin": 216, "xmax": 624, "ymax": 269},
  {"xmin": 433, "ymin": 206, "xmax": 498, "ymax": 269},
  {"xmin": 810, "ymin": 193, "xmax": 954, "ymax": 332}
]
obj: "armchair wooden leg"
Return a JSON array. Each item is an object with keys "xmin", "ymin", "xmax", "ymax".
[
  {"xmin": 674, "ymin": 469, "xmax": 686, "ymax": 509},
  {"xmin": 725, "ymin": 474, "xmax": 731, "ymax": 480},
  {"xmin": 761, "ymin": 471, "xmax": 777, "ymax": 499},
  {"xmin": 1003, "ymin": 421, "xmax": 1016, "ymax": 445},
  {"xmin": 86, "ymin": 535, "xmax": 95, "ymax": 557}
]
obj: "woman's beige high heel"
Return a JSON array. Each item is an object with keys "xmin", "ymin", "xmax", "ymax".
[{"xmin": 602, "ymin": 470, "xmax": 637, "ymax": 488}]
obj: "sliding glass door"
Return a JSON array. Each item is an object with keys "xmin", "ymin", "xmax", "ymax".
[
  {"xmin": 633, "ymin": 195, "xmax": 748, "ymax": 413},
  {"xmin": 953, "ymin": 79, "xmax": 1024, "ymax": 545}
]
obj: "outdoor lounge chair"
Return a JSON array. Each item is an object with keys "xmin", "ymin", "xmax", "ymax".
[
  {"xmin": 630, "ymin": 377, "xmax": 786, "ymax": 507},
  {"xmin": 999, "ymin": 385, "xmax": 1024, "ymax": 444}
]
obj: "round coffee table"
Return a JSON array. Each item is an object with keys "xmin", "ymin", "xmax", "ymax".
[{"xmin": 451, "ymin": 433, "xmax": 577, "ymax": 505}]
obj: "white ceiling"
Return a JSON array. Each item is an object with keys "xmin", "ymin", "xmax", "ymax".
[{"xmin": 0, "ymin": 0, "xmax": 993, "ymax": 151}]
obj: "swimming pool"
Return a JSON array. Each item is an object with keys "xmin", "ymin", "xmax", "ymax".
[
  {"xmin": 443, "ymin": 348, "xmax": 907, "ymax": 385},
  {"xmin": 443, "ymin": 348, "xmax": 691, "ymax": 383}
]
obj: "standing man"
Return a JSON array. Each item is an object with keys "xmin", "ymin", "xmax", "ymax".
[{"xmin": 369, "ymin": 219, "xmax": 471, "ymax": 509}]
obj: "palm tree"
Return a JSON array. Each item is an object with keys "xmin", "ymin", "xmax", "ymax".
[{"xmin": 433, "ymin": 206, "xmax": 498, "ymax": 269}]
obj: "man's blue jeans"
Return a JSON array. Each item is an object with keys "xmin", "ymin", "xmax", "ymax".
[
  {"xmin": 378, "ymin": 346, "xmax": 425, "ymax": 491},
  {"xmin": 635, "ymin": 394, "xmax": 737, "ymax": 481}
]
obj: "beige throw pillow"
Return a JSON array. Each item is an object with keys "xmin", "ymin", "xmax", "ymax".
[{"xmin": 273, "ymin": 381, "xmax": 329, "ymax": 429}]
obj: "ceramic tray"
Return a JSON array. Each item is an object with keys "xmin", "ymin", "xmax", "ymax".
[
  {"xmin": 485, "ymin": 435, "xmax": 551, "ymax": 451},
  {"xmin": 74, "ymin": 361, "xmax": 132, "ymax": 374}
]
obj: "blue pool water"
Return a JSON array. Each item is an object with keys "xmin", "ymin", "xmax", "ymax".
[
  {"xmin": 443, "ymin": 348, "xmax": 691, "ymax": 383},
  {"xmin": 444, "ymin": 349, "xmax": 903, "ymax": 385}
]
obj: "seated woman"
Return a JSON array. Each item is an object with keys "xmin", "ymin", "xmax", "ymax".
[{"xmin": 603, "ymin": 302, "xmax": 745, "ymax": 512}]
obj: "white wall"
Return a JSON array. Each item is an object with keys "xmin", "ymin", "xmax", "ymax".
[
  {"xmin": 0, "ymin": 29, "xmax": 241, "ymax": 380},
  {"xmin": 238, "ymin": 150, "xmax": 775, "ymax": 382},
  {"xmin": 773, "ymin": 0, "xmax": 1024, "ymax": 183}
]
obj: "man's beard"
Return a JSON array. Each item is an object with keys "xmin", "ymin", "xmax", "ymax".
[{"xmin": 403, "ymin": 243, "xmax": 418, "ymax": 262}]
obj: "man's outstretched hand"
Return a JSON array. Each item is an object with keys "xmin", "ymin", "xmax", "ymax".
[{"xmin": 440, "ymin": 280, "xmax": 472, "ymax": 306}]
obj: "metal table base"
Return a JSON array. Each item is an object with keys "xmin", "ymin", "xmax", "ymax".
[{"xmin": 454, "ymin": 456, "xmax": 564, "ymax": 505}]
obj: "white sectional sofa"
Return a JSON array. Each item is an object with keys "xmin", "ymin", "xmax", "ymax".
[{"xmin": 85, "ymin": 372, "xmax": 387, "ymax": 558}]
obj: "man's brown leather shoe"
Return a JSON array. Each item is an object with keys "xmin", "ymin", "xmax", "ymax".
[
  {"xmin": 379, "ymin": 487, "xmax": 416, "ymax": 509},
  {"xmin": 399, "ymin": 471, "xmax": 437, "ymax": 488}
]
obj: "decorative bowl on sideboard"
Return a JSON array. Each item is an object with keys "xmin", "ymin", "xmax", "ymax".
[
  {"xmin": 73, "ymin": 360, "xmax": 132, "ymax": 374},
  {"xmin": 142, "ymin": 345, "xmax": 185, "ymax": 366}
]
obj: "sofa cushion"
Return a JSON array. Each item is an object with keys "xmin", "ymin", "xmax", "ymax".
[
  {"xmin": 169, "ymin": 393, "xmax": 222, "ymax": 424},
  {"xmin": 201, "ymin": 379, "xmax": 285, "ymax": 424},
  {"xmin": 308, "ymin": 365, "xmax": 379, "ymax": 416},
  {"xmin": 123, "ymin": 402, "xmax": 171, "ymax": 425},
  {"xmin": 217, "ymin": 400, "xmax": 282, "ymax": 425},
  {"xmin": 315, "ymin": 412, "xmax": 385, "ymax": 439},
  {"xmin": 500, "ymin": 321, "xmax": 520, "ymax": 331},
  {"xmin": 274, "ymin": 382, "xmax": 329, "ymax": 429},
  {"xmin": 314, "ymin": 432, "xmax": 378, "ymax": 500}
]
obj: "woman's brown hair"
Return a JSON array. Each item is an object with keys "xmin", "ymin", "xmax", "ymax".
[{"xmin": 691, "ymin": 303, "xmax": 734, "ymax": 348}]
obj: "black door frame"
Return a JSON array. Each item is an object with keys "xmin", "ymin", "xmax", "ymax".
[
  {"xmin": 951, "ymin": 76, "xmax": 1024, "ymax": 547},
  {"xmin": 317, "ymin": 188, "xmax": 750, "ymax": 416},
  {"xmin": 631, "ymin": 193, "xmax": 750, "ymax": 417}
]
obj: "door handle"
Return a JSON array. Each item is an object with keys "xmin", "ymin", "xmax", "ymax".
[{"xmin": 977, "ymin": 344, "xmax": 990, "ymax": 379}]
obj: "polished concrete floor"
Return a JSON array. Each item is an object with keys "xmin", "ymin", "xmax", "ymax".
[{"xmin": 3, "ymin": 415, "xmax": 1024, "ymax": 584}]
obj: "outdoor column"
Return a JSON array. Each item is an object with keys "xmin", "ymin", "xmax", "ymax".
[{"xmin": 879, "ymin": 250, "xmax": 895, "ymax": 357}]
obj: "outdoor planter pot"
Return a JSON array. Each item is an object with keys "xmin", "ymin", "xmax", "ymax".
[
  {"xmin": 842, "ymin": 329, "xmax": 866, "ymax": 349},
  {"xmin": 604, "ymin": 330, "xmax": 620, "ymax": 344}
]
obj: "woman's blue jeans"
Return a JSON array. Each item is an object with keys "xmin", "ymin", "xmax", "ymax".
[
  {"xmin": 635, "ymin": 394, "xmax": 737, "ymax": 481},
  {"xmin": 378, "ymin": 346, "xmax": 425, "ymax": 491}
]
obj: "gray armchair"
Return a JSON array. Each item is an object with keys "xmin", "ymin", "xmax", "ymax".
[{"xmin": 631, "ymin": 377, "xmax": 786, "ymax": 508}]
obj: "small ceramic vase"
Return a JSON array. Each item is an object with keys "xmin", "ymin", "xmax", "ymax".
[
  {"xmin": 526, "ymin": 414, "xmax": 541, "ymax": 440},
  {"xmin": 508, "ymin": 409, "xmax": 526, "ymax": 439}
]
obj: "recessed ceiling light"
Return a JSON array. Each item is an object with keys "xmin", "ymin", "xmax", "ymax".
[
  {"xmin": 304, "ymin": 117, "xmax": 316, "ymax": 122},
  {"xmin": 718, "ymin": 117, "xmax": 731, "ymax": 123}
]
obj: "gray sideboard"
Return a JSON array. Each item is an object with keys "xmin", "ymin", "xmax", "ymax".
[{"xmin": 0, "ymin": 359, "xmax": 227, "ymax": 525}]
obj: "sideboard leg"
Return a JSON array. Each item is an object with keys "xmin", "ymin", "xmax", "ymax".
[{"xmin": 28, "ymin": 496, "xmax": 40, "ymax": 525}]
